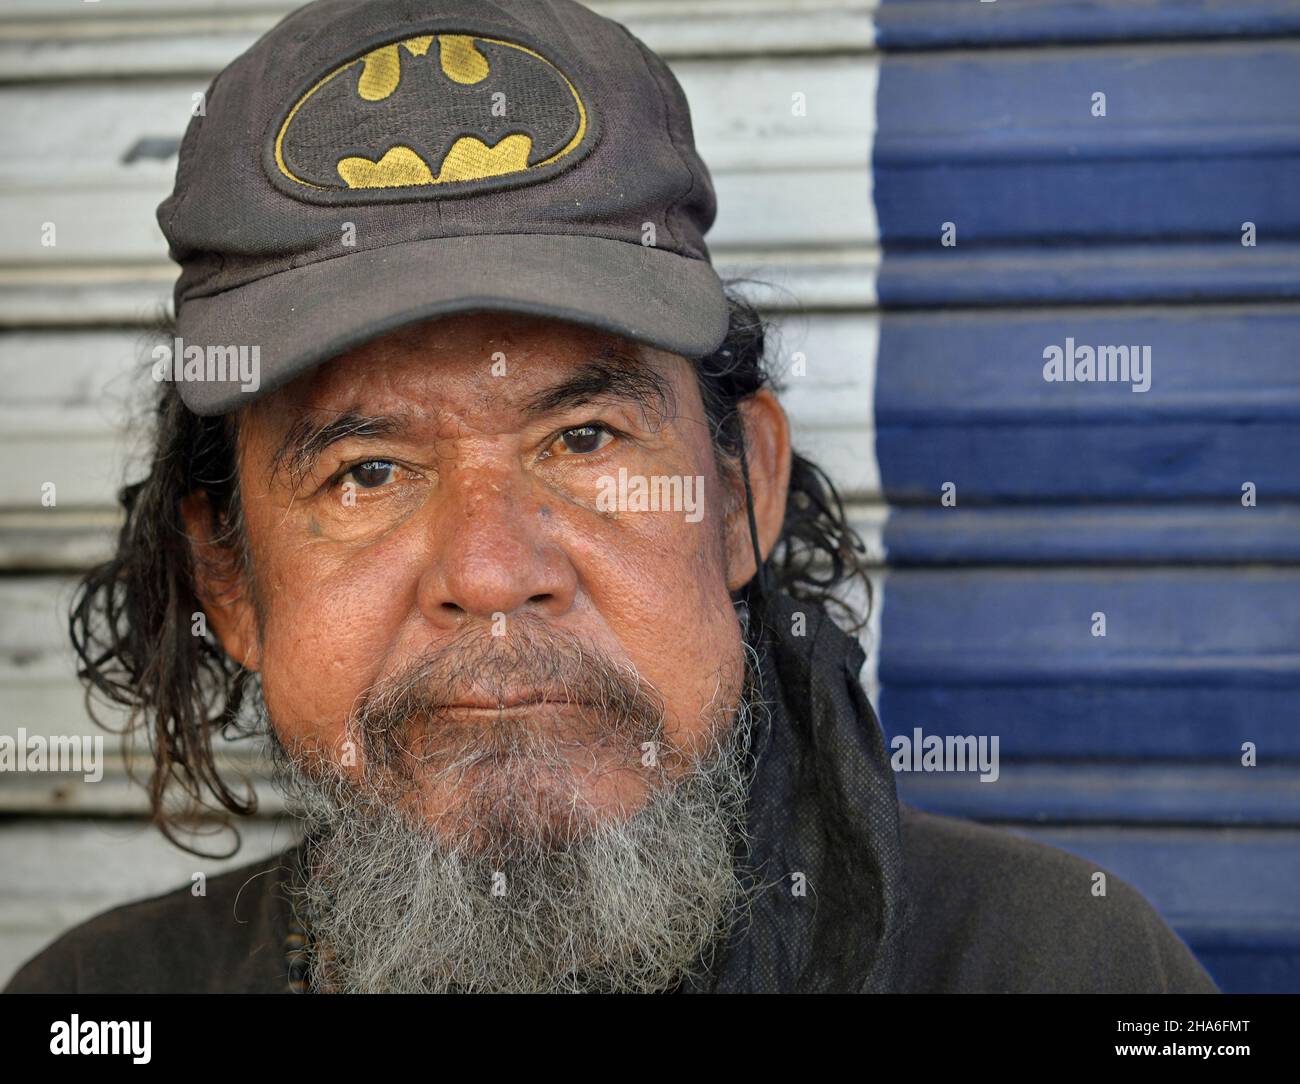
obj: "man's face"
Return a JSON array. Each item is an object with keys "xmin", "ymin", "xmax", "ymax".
[
  {"xmin": 207, "ymin": 311, "xmax": 762, "ymax": 840},
  {"xmin": 187, "ymin": 310, "xmax": 791, "ymax": 990}
]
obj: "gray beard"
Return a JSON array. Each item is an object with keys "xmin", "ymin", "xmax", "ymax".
[{"xmin": 264, "ymin": 632, "xmax": 761, "ymax": 994}]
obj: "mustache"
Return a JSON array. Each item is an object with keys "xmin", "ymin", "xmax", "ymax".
[{"xmin": 347, "ymin": 615, "xmax": 669, "ymax": 774}]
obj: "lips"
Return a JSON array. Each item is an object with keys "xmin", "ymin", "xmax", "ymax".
[
  {"xmin": 445, "ymin": 695, "xmax": 576, "ymax": 711},
  {"xmin": 438, "ymin": 697, "xmax": 592, "ymax": 716}
]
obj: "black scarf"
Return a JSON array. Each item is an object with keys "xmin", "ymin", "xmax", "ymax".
[{"xmin": 686, "ymin": 589, "xmax": 911, "ymax": 993}]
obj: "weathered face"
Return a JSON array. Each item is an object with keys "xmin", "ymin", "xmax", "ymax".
[{"xmin": 190, "ymin": 311, "xmax": 790, "ymax": 848}]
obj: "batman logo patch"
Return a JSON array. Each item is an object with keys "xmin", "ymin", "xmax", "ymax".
[{"xmin": 269, "ymin": 32, "xmax": 595, "ymax": 201}]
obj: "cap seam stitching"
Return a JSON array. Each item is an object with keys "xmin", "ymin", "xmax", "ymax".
[
  {"xmin": 622, "ymin": 27, "xmax": 694, "ymax": 252},
  {"xmin": 168, "ymin": 69, "xmax": 226, "ymax": 237}
]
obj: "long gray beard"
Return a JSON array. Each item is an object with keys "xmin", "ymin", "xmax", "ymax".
[{"xmin": 265, "ymin": 639, "xmax": 762, "ymax": 994}]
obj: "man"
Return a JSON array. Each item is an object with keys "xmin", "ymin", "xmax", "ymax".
[{"xmin": 6, "ymin": 0, "xmax": 1215, "ymax": 994}]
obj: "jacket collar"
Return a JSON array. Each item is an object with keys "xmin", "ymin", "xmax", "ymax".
[{"xmin": 692, "ymin": 589, "xmax": 910, "ymax": 993}]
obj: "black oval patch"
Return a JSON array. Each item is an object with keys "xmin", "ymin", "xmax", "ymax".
[{"xmin": 269, "ymin": 33, "xmax": 594, "ymax": 202}]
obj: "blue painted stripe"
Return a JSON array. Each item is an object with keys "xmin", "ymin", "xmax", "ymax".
[
  {"xmin": 880, "ymin": 685, "xmax": 1300, "ymax": 757},
  {"xmin": 877, "ymin": 308, "xmax": 1300, "ymax": 422},
  {"xmin": 876, "ymin": 242, "xmax": 1300, "ymax": 306},
  {"xmin": 873, "ymin": 42, "xmax": 1300, "ymax": 163},
  {"xmin": 875, "ymin": 0, "xmax": 1300, "ymax": 49},
  {"xmin": 876, "ymin": 569, "xmax": 1300, "ymax": 756},
  {"xmin": 1192, "ymin": 945, "xmax": 1300, "ymax": 995},
  {"xmin": 873, "ymin": 307, "xmax": 1300, "ymax": 499},
  {"xmin": 895, "ymin": 764, "xmax": 1300, "ymax": 824},
  {"xmin": 880, "ymin": 569, "xmax": 1300, "ymax": 682},
  {"xmin": 877, "ymin": 422, "xmax": 1299, "ymax": 501},
  {"xmin": 873, "ymin": 42, "xmax": 1300, "ymax": 246},
  {"xmin": 883, "ymin": 505, "xmax": 1300, "ymax": 564}
]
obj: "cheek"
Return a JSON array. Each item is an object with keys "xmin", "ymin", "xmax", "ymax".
[
  {"xmin": 253, "ymin": 538, "xmax": 415, "ymax": 752},
  {"xmin": 589, "ymin": 511, "xmax": 745, "ymax": 755},
  {"xmin": 660, "ymin": 604, "xmax": 745, "ymax": 757}
]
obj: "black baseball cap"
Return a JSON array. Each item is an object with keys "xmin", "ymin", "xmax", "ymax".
[{"xmin": 157, "ymin": 0, "xmax": 729, "ymax": 416}]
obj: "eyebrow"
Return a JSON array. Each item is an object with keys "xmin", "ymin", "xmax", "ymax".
[
  {"xmin": 269, "ymin": 411, "xmax": 403, "ymax": 488},
  {"xmin": 521, "ymin": 343, "xmax": 675, "ymax": 423},
  {"xmin": 267, "ymin": 345, "xmax": 677, "ymax": 488}
]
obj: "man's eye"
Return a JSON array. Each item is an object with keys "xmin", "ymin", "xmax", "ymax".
[
  {"xmin": 550, "ymin": 424, "xmax": 614, "ymax": 456},
  {"xmin": 342, "ymin": 460, "xmax": 397, "ymax": 489}
]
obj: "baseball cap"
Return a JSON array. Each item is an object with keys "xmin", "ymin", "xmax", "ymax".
[{"xmin": 156, "ymin": 0, "xmax": 729, "ymax": 416}]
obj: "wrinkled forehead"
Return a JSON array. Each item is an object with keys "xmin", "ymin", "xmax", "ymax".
[{"xmin": 236, "ymin": 310, "xmax": 692, "ymax": 464}]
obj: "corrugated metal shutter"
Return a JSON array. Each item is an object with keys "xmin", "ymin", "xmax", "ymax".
[
  {"xmin": 870, "ymin": 0, "xmax": 1300, "ymax": 993},
  {"xmin": 1, "ymin": 0, "xmax": 1295, "ymax": 993}
]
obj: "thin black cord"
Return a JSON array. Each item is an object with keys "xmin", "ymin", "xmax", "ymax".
[{"xmin": 737, "ymin": 430, "xmax": 771, "ymax": 601}]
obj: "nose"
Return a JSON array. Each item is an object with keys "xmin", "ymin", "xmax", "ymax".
[{"xmin": 415, "ymin": 463, "xmax": 578, "ymax": 629}]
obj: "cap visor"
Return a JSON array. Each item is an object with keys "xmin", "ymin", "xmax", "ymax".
[{"xmin": 170, "ymin": 233, "xmax": 729, "ymax": 415}]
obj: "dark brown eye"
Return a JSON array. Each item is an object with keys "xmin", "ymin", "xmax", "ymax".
[
  {"xmin": 556, "ymin": 425, "xmax": 612, "ymax": 455},
  {"xmin": 345, "ymin": 460, "xmax": 397, "ymax": 489}
]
